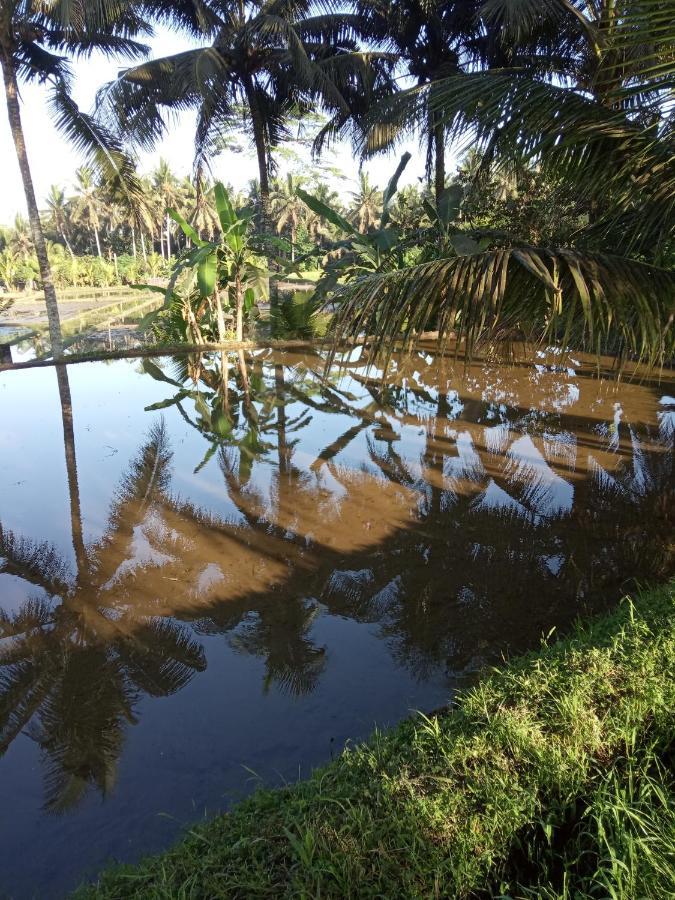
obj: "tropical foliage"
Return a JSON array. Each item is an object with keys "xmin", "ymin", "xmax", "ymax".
[{"xmin": 0, "ymin": 0, "xmax": 672, "ymax": 365}]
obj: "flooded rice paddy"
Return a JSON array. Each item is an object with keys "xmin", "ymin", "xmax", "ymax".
[{"xmin": 0, "ymin": 345, "xmax": 673, "ymax": 897}]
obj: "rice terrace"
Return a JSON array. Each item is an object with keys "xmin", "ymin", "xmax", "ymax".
[{"xmin": 0, "ymin": 1, "xmax": 673, "ymax": 897}]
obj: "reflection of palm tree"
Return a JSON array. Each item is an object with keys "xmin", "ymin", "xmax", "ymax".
[
  {"xmin": 0, "ymin": 414, "xmax": 206, "ymax": 813},
  {"xmin": 229, "ymin": 598, "xmax": 326, "ymax": 697},
  {"xmin": 135, "ymin": 346, "xmax": 674, "ymax": 690}
]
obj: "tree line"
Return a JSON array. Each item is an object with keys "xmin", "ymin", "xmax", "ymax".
[{"xmin": 0, "ymin": 0, "xmax": 672, "ymax": 360}]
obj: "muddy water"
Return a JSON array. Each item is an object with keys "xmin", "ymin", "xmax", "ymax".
[{"xmin": 0, "ymin": 345, "xmax": 673, "ymax": 898}]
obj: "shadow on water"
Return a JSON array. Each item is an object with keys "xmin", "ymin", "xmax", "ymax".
[{"xmin": 0, "ymin": 343, "xmax": 673, "ymax": 895}]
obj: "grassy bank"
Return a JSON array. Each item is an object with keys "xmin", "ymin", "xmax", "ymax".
[{"xmin": 79, "ymin": 582, "xmax": 675, "ymax": 899}]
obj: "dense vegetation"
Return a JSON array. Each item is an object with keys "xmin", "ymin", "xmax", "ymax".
[
  {"xmin": 1, "ymin": 0, "xmax": 672, "ymax": 363},
  {"xmin": 78, "ymin": 580, "xmax": 675, "ymax": 898}
]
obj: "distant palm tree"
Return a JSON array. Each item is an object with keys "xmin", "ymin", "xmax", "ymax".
[
  {"xmin": 152, "ymin": 160, "xmax": 184, "ymax": 259},
  {"xmin": 188, "ymin": 178, "xmax": 221, "ymax": 242},
  {"xmin": 9, "ymin": 215, "xmax": 33, "ymax": 257},
  {"xmin": 350, "ymin": 172, "xmax": 382, "ymax": 233},
  {"xmin": 0, "ymin": 0, "xmax": 149, "ymax": 357},
  {"xmin": 72, "ymin": 168, "xmax": 104, "ymax": 258},
  {"xmin": 45, "ymin": 187, "xmax": 75, "ymax": 259},
  {"xmin": 270, "ymin": 174, "xmax": 306, "ymax": 260}
]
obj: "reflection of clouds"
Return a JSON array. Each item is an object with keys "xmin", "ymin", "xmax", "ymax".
[
  {"xmin": 102, "ymin": 519, "xmax": 175, "ymax": 589},
  {"xmin": 471, "ymin": 479, "xmax": 531, "ymax": 518},
  {"xmin": 658, "ymin": 396, "xmax": 675, "ymax": 442},
  {"xmin": 443, "ymin": 431, "xmax": 484, "ymax": 485},
  {"xmin": 505, "ymin": 435, "xmax": 575, "ymax": 518}
]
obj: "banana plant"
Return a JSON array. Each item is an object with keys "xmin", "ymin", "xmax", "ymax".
[
  {"xmin": 415, "ymin": 185, "xmax": 488, "ymax": 261},
  {"xmin": 154, "ymin": 184, "xmax": 269, "ymax": 344},
  {"xmin": 294, "ymin": 153, "xmax": 413, "ymax": 298}
]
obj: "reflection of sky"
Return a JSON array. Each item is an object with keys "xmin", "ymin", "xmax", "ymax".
[
  {"xmin": 0, "ymin": 350, "xmax": 672, "ymax": 900},
  {"xmin": 1, "ymin": 354, "xmax": 670, "ymax": 566}
]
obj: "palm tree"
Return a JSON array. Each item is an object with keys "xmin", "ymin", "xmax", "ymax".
[
  {"xmin": 351, "ymin": 0, "xmax": 484, "ymax": 204},
  {"xmin": 188, "ymin": 177, "xmax": 221, "ymax": 242},
  {"xmin": 304, "ymin": 181, "xmax": 341, "ymax": 245},
  {"xmin": 72, "ymin": 167, "xmax": 105, "ymax": 258},
  {"xmin": 152, "ymin": 160, "xmax": 184, "ymax": 259},
  {"xmin": 270, "ymin": 174, "xmax": 306, "ymax": 260},
  {"xmin": 328, "ymin": 1, "xmax": 675, "ymax": 366},
  {"xmin": 98, "ymin": 1, "xmax": 387, "ymax": 229},
  {"xmin": 0, "ymin": 0, "xmax": 149, "ymax": 357},
  {"xmin": 45, "ymin": 186, "xmax": 75, "ymax": 260},
  {"xmin": 349, "ymin": 172, "xmax": 383, "ymax": 233},
  {"xmin": 0, "ymin": 418, "xmax": 207, "ymax": 812},
  {"xmin": 9, "ymin": 214, "xmax": 33, "ymax": 257}
]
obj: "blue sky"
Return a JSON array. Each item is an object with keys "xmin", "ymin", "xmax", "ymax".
[{"xmin": 0, "ymin": 28, "xmax": 446, "ymax": 226}]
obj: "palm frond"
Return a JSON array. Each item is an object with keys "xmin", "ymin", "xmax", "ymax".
[
  {"xmin": 326, "ymin": 249, "xmax": 674, "ymax": 370},
  {"xmin": 365, "ymin": 70, "xmax": 675, "ymax": 256},
  {"xmin": 48, "ymin": 79, "xmax": 146, "ymax": 216}
]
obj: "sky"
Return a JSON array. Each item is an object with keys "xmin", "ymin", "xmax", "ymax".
[{"xmin": 0, "ymin": 28, "xmax": 448, "ymax": 226}]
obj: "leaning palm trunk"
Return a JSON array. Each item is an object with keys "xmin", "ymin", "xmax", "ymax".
[
  {"xmin": 55, "ymin": 365, "xmax": 86, "ymax": 573},
  {"xmin": 2, "ymin": 60, "xmax": 63, "ymax": 358}
]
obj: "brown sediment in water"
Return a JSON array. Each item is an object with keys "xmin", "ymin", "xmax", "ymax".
[{"xmin": 0, "ymin": 344, "xmax": 672, "ymax": 899}]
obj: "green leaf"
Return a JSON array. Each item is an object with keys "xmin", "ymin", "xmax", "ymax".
[
  {"xmin": 197, "ymin": 250, "xmax": 218, "ymax": 298},
  {"xmin": 193, "ymin": 443, "xmax": 218, "ymax": 475},
  {"xmin": 144, "ymin": 390, "xmax": 190, "ymax": 411},
  {"xmin": 422, "ymin": 199, "xmax": 439, "ymax": 225},
  {"xmin": 141, "ymin": 359, "xmax": 183, "ymax": 388},
  {"xmin": 168, "ymin": 208, "xmax": 205, "ymax": 247},
  {"xmin": 244, "ymin": 288, "xmax": 256, "ymax": 312},
  {"xmin": 214, "ymin": 183, "xmax": 236, "ymax": 232},
  {"xmin": 212, "ymin": 407, "xmax": 233, "ymax": 439},
  {"xmin": 381, "ymin": 152, "xmax": 412, "ymax": 227},
  {"xmin": 297, "ymin": 188, "xmax": 357, "ymax": 236}
]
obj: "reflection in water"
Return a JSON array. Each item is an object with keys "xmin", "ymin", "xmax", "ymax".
[
  {"xmin": 0, "ymin": 346, "xmax": 673, "ymax": 893},
  {"xmin": 0, "ymin": 372, "xmax": 206, "ymax": 813}
]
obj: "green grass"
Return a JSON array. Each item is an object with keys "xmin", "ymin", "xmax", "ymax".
[{"xmin": 77, "ymin": 582, "xmax": 675, "ymax": 899}]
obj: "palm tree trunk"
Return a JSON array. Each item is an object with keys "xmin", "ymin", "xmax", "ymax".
[
  {"xmin": 274, "ymin": 365, "xmax": 291, "ymax": 476},
  {"xmin": 2, "ymin": 59, "xmax": 64, "ymax": 358},
  {"xmin": 434, "ymin": 121, "xmax": 446, "ymax": 206},
  {"xmin": 131, "ymin": 225, "xmax": 137, "ymax": 258},
  {"xmin": 56, "ymin": 365, "xmax": 87, "ymax": 574},
  {"xmin": 140, "ymin": 230, "xmax": 147, "ymax": 262},
  {"xmin": 243, "ymin": 77, "xmax": 277, "ymax": 309},
  {"xmin": 61, "ymin": 229, "xmax": 75, "ymax": 261},
  {"xmin": 94, "ymin": 226, "xmax": 102, "ymax": 258},
  {"xmin": 243, "ymin": 77, "xmax": 270, "ymax": 229}
]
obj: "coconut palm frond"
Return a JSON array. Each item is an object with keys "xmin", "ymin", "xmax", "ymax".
[
  {"xmin": 116, "ymin": 620, "xmax": 207, "ymax": 697},
  {"xmin": 0, "ymin": 530, "xmax": 70, "ymax": 597},
  {"xmin": 327, "ymin": 250, "xmax": 674, "ymax": 369},
  {"xmin": 48, "ymin": 80, "xmax": 146, "ymax": 211},
  {"xmin": 365, "ymin": 70, "xmax": 675, "ymax": 255}
]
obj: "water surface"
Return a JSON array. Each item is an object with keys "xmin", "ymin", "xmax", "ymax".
[{"xmin": 0, "ymin": 345, "xmax": 673, "ymax": 898}]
